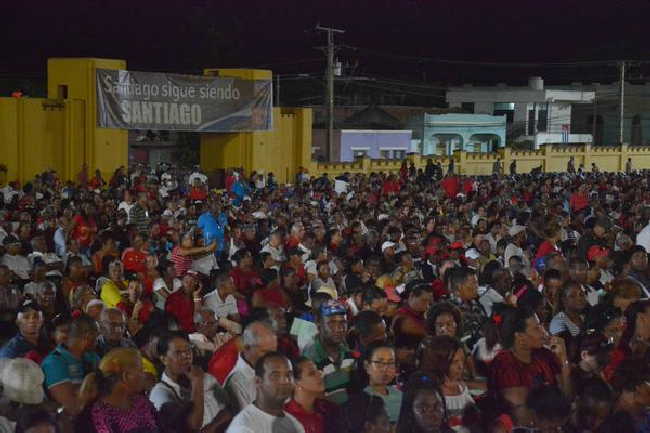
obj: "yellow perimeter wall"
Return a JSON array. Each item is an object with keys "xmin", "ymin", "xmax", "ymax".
[
  {"xmin": 311, "ymin": 144, "xmax": 650, "ymax": 179},
  {"xmin": 5, "ymin": 58, "xmax": 650, "ymax": 186},
  {"xmin": 0, "ymin": 98, "xmax": 85, "ymax": 184}
]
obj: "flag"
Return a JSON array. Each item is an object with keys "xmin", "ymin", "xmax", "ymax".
[{"xmin": 561, "ymin": 124, "xmax": 570, "ymax": 143}]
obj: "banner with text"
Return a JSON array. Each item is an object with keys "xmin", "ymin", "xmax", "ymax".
[{"xmin": 96, "ymin": 69, "xmax": 272, "ymax": 132}]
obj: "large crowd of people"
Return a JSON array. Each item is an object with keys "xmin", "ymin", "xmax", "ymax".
[{"xmin": 0, "ymin": 159, "xmax": 649, "ymax": 433}]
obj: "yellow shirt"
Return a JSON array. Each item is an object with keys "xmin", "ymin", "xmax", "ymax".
[
  {"xmin": 142, "ymin": 356, "xmax": 158, "ymax": 377},
  {"xmin": 100, "ymin": 280, "xmax": 126, "ymax": 308}
]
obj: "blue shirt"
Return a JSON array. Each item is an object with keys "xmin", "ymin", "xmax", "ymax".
[
  {"xmin": 198, "ymin": 211, "xmax": 227, "ymax": 252},
  {"xmin": 0, "ymin": 333, "xmax": 35, "ymax": 359},
  {"xmin": 42, "ymin": 345, "xmax": 100, "ymax": 389}
]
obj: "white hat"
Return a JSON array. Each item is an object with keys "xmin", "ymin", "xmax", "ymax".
[
  {"xmin": 84, "ymin": 299, "xmax": 104, "ymax": 311},
  {"xmin": 464, "ymin": 248, "xmax": 480, "ymax": 260},
  {"xmin": 509, "ymin": 225, "xmax": 526, "ymax": 237},
  {"xmin": 1, "ymin": 359, "xmax": 45, "ymax": 404},
  {"xmin": 381, "ymin": 241, "xmax": 396, "ymax": 253}
]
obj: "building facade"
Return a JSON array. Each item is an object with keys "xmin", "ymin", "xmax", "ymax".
[
  {"xmin": 446, "ymin": 77, "xmax": 594, "ymax": 149},
  {"xmin": 564, "ymin": 81, "xmax": 650, "ymax": 146},
  {"xmin": 410, "ymin": 113, "xmax": 506, "ymax": 155}
]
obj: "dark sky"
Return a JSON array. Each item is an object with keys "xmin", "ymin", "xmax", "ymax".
[{"xmin": 2, "ymin": 0, "xmax": 649, "ymax": 84}]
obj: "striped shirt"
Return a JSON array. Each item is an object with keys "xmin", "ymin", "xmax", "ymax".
[
  {"xmin": 171, "ymin": 246, "xmax": 192, "ymax": 277},
  {"xmin": 549, "ymin": 311, "xmax": 581, "ymax": 337}
]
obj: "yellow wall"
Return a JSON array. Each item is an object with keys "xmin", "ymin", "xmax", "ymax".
[
  {"xmin": 0, "ymin": 98, "xmax": 85, "ymax": 184},
  {"xmin": 200, "ymin": 68, "xmax": 312, "ymax": 184},
  {"xmin": 47, "ymin": 58, "xmax": 128, "ymax": 179},
  {"xmin": 310, "ymin": 144, "xmax": 650, "ymax": 178}
]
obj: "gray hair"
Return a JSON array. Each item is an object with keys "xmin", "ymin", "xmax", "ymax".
[
  {"xmin": 242, "ymin": 320, "xmax": 274, "ymax": 348},
  {"xmin": 100, "ymin": 307, "xmax": 126, "ymax": 322}
]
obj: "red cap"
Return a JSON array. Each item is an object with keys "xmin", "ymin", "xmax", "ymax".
[
  {"xmin": 587, "ymin": 245, "xmax": 609, "ymax": 262},
  {"xmin": 450, "ymin": 241, "xmax": 464, "ymax": 250}
]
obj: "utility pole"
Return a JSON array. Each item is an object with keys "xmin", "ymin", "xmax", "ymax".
[
  {"xmin": 316, "ymin": 24, "xmax": 344, "ymax": 161},
  {"xmin": 619, "ymin": 60, "xmax": 625, "ymax": 145},
  {"xmin": 592, "ymin": 94, "xmax": 597, "ymax": 145}
]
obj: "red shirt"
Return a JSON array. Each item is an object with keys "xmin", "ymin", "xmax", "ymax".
[
  {"xmin": 488, "ymin": 348, "xmax": 560, "ymax": 396},
  {"xmin": 382, "ymin": 180, "xmax": 400, "ymax": 195},
  {"xmin": 286, "ymin": 236, "xmax": 301, "ymax": 250},
  {"xmin": 189, "ymin": 186, "xmax": 207, "ymax": 201},
  {"xmin": 72, "ymin": 215, "xmax": 96, "ymax": 247},
  {"xmin": 208, "ymin": 337, "xmax": 240, "ymax": 385},
  {"xmin": 284, "ymin": 399, "xmax": 338, "ymax": 433},
  {"xmin": 225, "ymin": 175, "xmax": 235, "ymax": 192},
  {"xmin": 122, "ymin": 249, "xmax": 148, "ymax": 273},
  {"xmin": 165, "ymin": 290, "xmax": 195, "ymax": 333},
  {"xmin": 535, "ymin": 240, "xmax": 560, "ymax": 261},
  {"xmin": 569, "ymin": 192, "xmax": 588, "ymax": 213},
  {"xmin": 441, "ymin": 176, "xmax": 460, "ymax": 199},
  {"xmin": 229, "ymin": 267, "xmax": 261, "ymax": 297},
  {"xmin": 603, "ymin": 344, "xmax": 629, "ymax": 383}
]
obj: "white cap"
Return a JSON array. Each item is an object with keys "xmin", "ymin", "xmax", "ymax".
[
  {"xmin": 381, "ymin": 241, "xmax": 396, "ymax": 253},
  {"xmin": 464, "ymin": 248, "xmax": 480, "ymax": 260},
  {"xmin": 1, "ymin": 359, "xmax": 45, "ymax": 404},
  {"xmin": 509, "ymin": 225, "xmax": 526, "ymax": 237}
]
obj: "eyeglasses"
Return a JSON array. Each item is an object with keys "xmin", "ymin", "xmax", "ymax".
[{"xmin": 369, "ymin": 360, "xmax": 397, "ymax": 370}]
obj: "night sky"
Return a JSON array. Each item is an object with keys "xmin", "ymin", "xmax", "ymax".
[{"xmin": 2, "ymin": 0, "xmax": 649, "ymax": 84}]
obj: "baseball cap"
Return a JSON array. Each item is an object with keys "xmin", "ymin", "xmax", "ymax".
[
  {"xmin": 319, "ymin": 300, "xmax": 347, "ymax": 317},
  {"xmin": 450, "ymin": 241, "xmax": 464, "ymax": 250},
  {"xmin": 508, "ymin": 225, "xmax": 526, "ymax": 237},
  {"xmin": 0, "ymin": 358, "xmax": 45, "ymax": 404},
  {"xmin": 587, "ymin": 245, "xmax": 610, "ymax": 262},
  {"xmin": 381, "ymin": 241, "xmax": 396, "ymax": 253},
  {"xmin": 464, "ymin": 248, "xmax": 480, "ymax": 260}
]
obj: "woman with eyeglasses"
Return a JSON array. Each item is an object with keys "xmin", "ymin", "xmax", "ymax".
[
  {"xmin": 362, "ymin": 342, "xmax": 403, "ymax": 424},
  {"xmin": 396, "ymin": 372, "xmax": 453, "ymax": 433}
]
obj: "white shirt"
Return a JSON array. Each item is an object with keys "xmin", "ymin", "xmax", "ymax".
[
  {"xmin": 261, "ymin": 244, "xmax": 285, "ymax": 263},
  {"xmin": 189, "ymin": 172, "xmax": 208, "ymax": 186},
  {"xmin": 478, "ymin": 288, "xmax": 505, "ymax": 317},
  {"xmin": 504, "ymin": 243, "xmax": 529, "ymax": 269},
  {"xmin": 1, "ymin": 254, "xmax": 31, "ymax": 280},
  {"xmin": 225, "ymin": 354, "xmax": 257, "ymax": 411},
  {"xmin": 637, "ymin": 223, "xmax": 650, "ymax": 253},
  {"xmin": 149, "ymin": 372, "xmax": 226, "ymax": 428},
  {"xmin": 54, "ymin": 227, "xmax": 67, "ymax": 257},
  {"xmin": 203, "ymin": 289, "xmax": 238, "ymax": 320},
  {"xmin": 118, "ymin": 201, "xmax": 135, "ymax": 223},
  {"xmin": 334, "ymin": 179, "xmax": 348, "ymax": 195},
  {"xmin": 28, "ymin": 252, "xmax": 63, "ymax": 277},
  {"xmin": 226, "ymin": 404, "xmax": 305, "ymax": 433}
]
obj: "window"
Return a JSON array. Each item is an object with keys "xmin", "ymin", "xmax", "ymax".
[
  {"xmin": 528, "ymin": 108, "xmax": 536, "ymax": 135},
  {"xmin": 380, "ymin": 150, "xmax": 391, "ymax": 159},
  {"xmin": 537, "ymin": 105, "xmax": 548, "ymax": 132},
  {"xmin": 353, "ymin": 150, "xmax": 368, "ymax": 159},
  {"xmin": 493, "ymin": 102, "xmax": 515, "ymax": 123},
  {"xmin": 461, "ymin": 102, "xmax": 475, "ymax": 113},
  {"xmin": 393, "ymin": 150, "xmax": 406, "ymax": 160}
]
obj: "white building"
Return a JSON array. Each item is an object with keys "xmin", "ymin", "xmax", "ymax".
[{"xmin": 446, "ymin": 77, "xmax": 595, "ymax": 149}]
